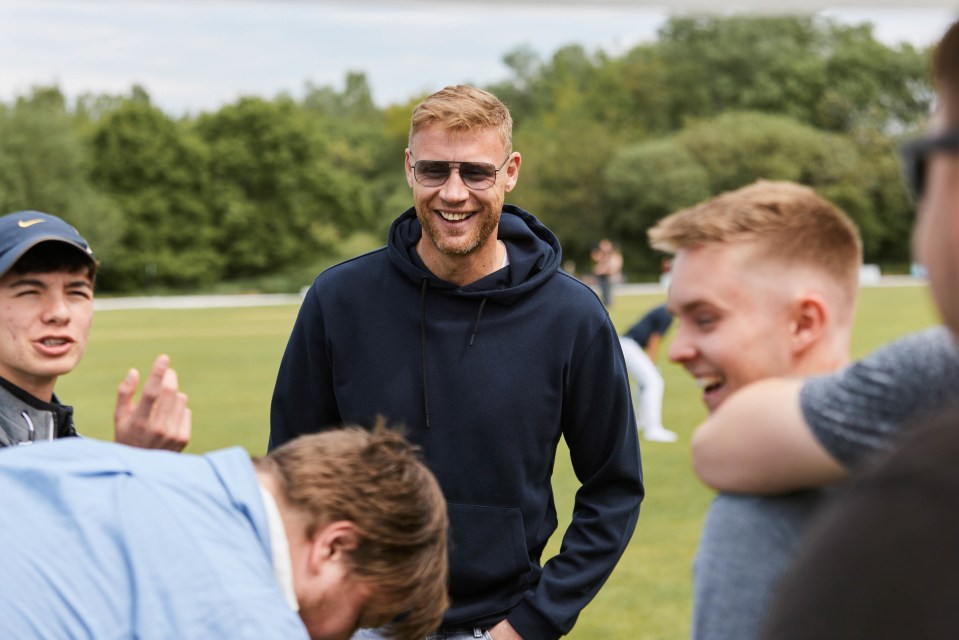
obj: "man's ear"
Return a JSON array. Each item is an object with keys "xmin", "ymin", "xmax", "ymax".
[
  {"xmin": 308, "ymin": 521, "xmax": 361, "ymax": 572},
  {"xmin": 790, "ymin": 295, "xmax": 827, "ymax": 355},
  {"xmin": 504, "ymin": 152, "xmax": 521, "ymax": 193},
  {"xmin": 404, "ymin": 148, "xmax": 415, "ymax": 189}
]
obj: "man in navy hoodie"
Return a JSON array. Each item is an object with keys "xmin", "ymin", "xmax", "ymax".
[{"xmin": 270, "ymin": 85, "xmax": 643, "ymax": 640}]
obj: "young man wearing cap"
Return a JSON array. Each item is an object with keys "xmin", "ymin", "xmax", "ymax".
[{"xmin": 0, "ymin": 210, "xmax": 191, "ymax": 449}]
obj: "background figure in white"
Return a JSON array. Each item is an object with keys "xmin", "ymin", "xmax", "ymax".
[{"xmin": 620, "ymin": 303, "xmax": 678, "ymax": 442}]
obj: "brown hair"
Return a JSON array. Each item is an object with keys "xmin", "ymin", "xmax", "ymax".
[
  {"xmin": 648, "ymin": 180, "xmax": 862, "ymax": 300},
  {"xmin": 409, "ymin": 84, "xmax": 513, "ymax": 152},
  {"xmin": 934, "ymin": 19, "xmax": 959, "ymax": 124},
  {"xmin": 257, "ymin": 420, "xmax": 448, "ymax": 640},
  {"xmin": 11, "ymin": 241, "xmax": 98, "ymax": 282}
]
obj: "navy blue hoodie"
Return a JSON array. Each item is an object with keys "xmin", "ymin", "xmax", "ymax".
[{"xmin": 270, "ymin": 205, "xmax": 643, "ymax": 639}]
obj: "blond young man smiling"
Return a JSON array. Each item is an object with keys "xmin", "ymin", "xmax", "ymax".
[{"xmin": 647, "ymin": 180, "xmax": 862, "ymax": 640}]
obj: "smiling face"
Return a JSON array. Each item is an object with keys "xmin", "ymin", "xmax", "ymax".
[
  {"xmin": 405, "ymin": 123, "xmax": 520, "ymax": 283},
  {"xmin": 0, "ymin": 268, "xmax": 93, "ymax": 401},
  {"xmin": 667, "ymin": 243, "xmax": 798, "ymax": 413}
]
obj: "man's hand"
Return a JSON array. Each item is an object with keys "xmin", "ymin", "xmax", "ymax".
[
  {"xmin": 114, "ymin": 354, "xmax": 191, "ymax": 451},
  {"xmin": 488, "ymin": 620, "xmax": 524, "ymax": 640}
]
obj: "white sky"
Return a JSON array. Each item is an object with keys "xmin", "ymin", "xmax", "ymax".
[{"xmin": 0, "ymin": 1, "xmax": 955, "ymax": 116}]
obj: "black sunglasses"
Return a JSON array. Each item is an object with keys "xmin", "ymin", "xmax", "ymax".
[
  {"xmin": 410, "ymin": 156, "xmax": 511, "ymax": 190},
  {"xmin": 899, "ymin": 128, "xmax": 959, "ymax": 201}
]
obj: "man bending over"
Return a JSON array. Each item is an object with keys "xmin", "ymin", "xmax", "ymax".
[{"xmin": 0, "ymin": 423, "xmax": 448, "ymax": 639}]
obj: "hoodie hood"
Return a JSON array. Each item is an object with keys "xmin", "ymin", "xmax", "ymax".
[{"xmin": 386, "ymin": 204, "xmax": 562, "ymax": 305}]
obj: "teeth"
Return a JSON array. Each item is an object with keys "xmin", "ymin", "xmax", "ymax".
[
  {"xmin": 42, "ymin": 339, "xmax": 67, "ymax": 347},
  {"xmin": 440, "ymin": 211, "xmax": 471, "ymax": 221},
  {"xmin": 696, "ymin": 376, "xmax": 724, "ymax": 390}
]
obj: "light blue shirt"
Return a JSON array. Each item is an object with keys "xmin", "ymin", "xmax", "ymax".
[{"xmin": 0, "ymin": 438, "xmax": 309, "ymax": 639}]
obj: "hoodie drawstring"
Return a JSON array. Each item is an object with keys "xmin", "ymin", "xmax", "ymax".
[
  {"xmin": 469, "ymin": 298, "xmax": 488, "ymax": 347},
  {"xmin": 420, "ymin": 281, "xmax": 490, "ymax": 428},
  {"xmin": 419, "ymin": 277, "xmax": 431, "ymax": 429}
]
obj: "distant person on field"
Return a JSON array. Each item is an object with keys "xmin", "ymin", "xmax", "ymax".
[
  {"xmin": 0, "ymin": 423, "xmax": 448, "ymax": 640},
  {"xmin": 0, "ymin": 210, "xmax": 190, "ymax": 450},
  {"xmin": 619, "ymin": 303, "xmax": 678, "ymax": 443},
  {"xmin": 591, "ymin": 238, "xmax": 623, "ymax": 307},
  {"xmin": 647, "ymin": 180, "xmax": 862, "ymax": 640},
  {"xmin": 754, "ymin": 18, "xmax": 959, "ymax": 638}
]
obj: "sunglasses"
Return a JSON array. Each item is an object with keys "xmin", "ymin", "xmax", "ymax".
[
  {"xmin": 899, "ymin": 128, "xmax": 959, "ymax": 201},
  {"xmin": 410, "ymin": 156, "xmax": 511, "ymax": 190}
]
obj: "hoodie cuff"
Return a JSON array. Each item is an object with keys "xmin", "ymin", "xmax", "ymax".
[{"xmin": 507, "ymin": 601, "xmax": 564, "ymax": 640}]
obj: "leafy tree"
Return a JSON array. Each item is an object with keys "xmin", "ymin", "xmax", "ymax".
[
  {"xmin": 304, "ymin": 73, "xmax": 404, "ymax": 238},
  {"xmin": 818, "ymin": 24, "xmax": 932, "ymax": 132},
  {"xmin": 675, "ymin": 111, "xmax": 897, "ymax": 260},
  {"xmin": 89, "ymin": 95, "xmax": 220, "ymax": 290},
  {"xmin": 196, "ymin": 96, "xmax": 375, "ymax": 277},
  {"xmin": 0, "ymin": 13, "xmax": 934, "ymax": 289},
  {"xmin": 510, "ymin": 114, "xmax": 617, "ymax": 272},
  {"xmin": 0, "ymin": 86, "xmax": 124, "ymax": 264},
  {"xmin": 655, "ymin": 15, "xmax": 930, "ymax": 133},
  {"xmin": 604, "ymin": 139, "xmax": 712, "ymax": 273},
  {"xmin": 609, "ymin": 44, "xmax": 675, "ymax": 137},
  {"xmin": 847, "ymin": 125, "xmax": 917, "ymax": 263}
]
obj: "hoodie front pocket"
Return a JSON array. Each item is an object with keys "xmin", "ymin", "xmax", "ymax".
[{"xmin": 447, "ymin": 503, "xmax": 531, "ymax": 600}]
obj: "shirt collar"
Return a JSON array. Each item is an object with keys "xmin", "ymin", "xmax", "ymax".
[{"xmin": 258, "ymin": 484, "xmax": 298, "ymax": 611}]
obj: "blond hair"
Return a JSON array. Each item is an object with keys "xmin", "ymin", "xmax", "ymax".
[
  {"xmin": 648, "ymin": 180, "xmax": 862, "ymax": 299},
  {"xmin": 256, "ymin": 421, "xmax": 448, "ymax": 640},
  {"xmin": 409, "ymin": 85, "xmax": 513, "ymax": 152}
]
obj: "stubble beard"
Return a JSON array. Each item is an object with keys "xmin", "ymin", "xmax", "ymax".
[{"xmin": 417, "ymin": 205, "xmax": 501, "ymax": 258}]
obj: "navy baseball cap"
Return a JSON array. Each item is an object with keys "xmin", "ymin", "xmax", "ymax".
[{"xmin": 0, "ymin": 211, "xmax": 95, "ymax": 278}]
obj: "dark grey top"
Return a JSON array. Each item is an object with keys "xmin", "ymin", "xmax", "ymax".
[
  {"xmin": 0, "ymin": 377, "xmax": 76, "ymax": 447},
  {"xmin": 801, "ymin": 326, "xmax": 959, "ymax": 468}
]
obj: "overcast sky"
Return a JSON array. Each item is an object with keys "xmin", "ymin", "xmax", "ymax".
[{"xmin": 1, "ymin": 1, "xmax": 955, "ymax": 116}]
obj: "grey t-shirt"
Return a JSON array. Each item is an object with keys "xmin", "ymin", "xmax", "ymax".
[
  {"xmin": 693, "ymin": 490, "xmax": 825, "ymax": 640},
  {"xmin": 801, "ymin": 326, "xmax": 959, "ymax": 469}
]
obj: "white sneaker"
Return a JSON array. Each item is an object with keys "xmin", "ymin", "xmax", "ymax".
[{"xmin": 643, "ymin": 426, "xmax": 678, "ymax": 443}]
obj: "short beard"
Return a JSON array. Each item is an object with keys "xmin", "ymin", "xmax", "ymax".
[{"xmin": 417, "ymin": 207, "xmax": 500, "ymax": 257}]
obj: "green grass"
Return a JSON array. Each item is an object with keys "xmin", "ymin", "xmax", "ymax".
[{"xmin": 57, "ymin": 285, "xmax": 940, "ymax": 640}]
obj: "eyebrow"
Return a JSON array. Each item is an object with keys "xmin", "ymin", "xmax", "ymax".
[
  {"xmin": 6, "ymin": 277, "xmax": 93, "ymax": 290},
  {"xmin": 669, "ymin": 299, "xmax": 710, "ymax": 316}
]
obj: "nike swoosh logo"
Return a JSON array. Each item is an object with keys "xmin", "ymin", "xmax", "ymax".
[{"xmin": 18, "ymin": 219, "xmax": 44, "ymax": 228}]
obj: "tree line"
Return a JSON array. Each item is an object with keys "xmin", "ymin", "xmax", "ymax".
[{"xmin": 0, "ymin": 15, "xmax": 932, "ymax": 292}]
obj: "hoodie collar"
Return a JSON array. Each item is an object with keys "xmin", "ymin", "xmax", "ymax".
[{"xmin": 386, "ymin": 204, "xmax": 561, "ymax": 304}]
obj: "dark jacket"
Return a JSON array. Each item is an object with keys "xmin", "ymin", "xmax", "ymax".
[
  {"xmin": 270, "ymin": 205, "xmax": 643, "ymax": 639},
  {"xmin": 0, "ymin": 376, "xmax": 77, "ymax": 447}
]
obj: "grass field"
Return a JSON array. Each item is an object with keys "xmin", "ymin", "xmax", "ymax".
[{"xmin": 58, "ymin": 284, "xmax": 940, "ymax": 639}]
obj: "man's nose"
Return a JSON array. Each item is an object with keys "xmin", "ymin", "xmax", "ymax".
[
  {"xmin": 439, "ymin": 166, "xmax": 471, "ymax": 202},
  {"xmin": 668, "ymin": 326, "xmax": 695, "ymax": 363},
  {"xmin": 41, "ymin": 294, "xmax": 70, "ymax": 325}
]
